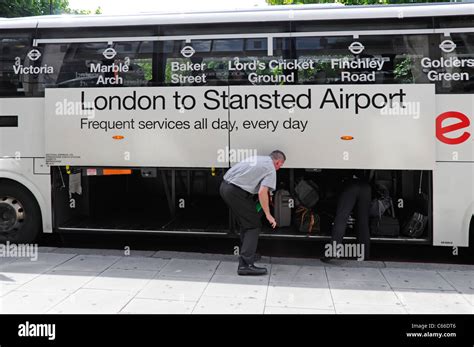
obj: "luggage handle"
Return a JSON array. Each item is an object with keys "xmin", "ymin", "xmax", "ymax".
[{"xmin": 418, "ymin": 171, "xmax": 429, "ymax": 200}]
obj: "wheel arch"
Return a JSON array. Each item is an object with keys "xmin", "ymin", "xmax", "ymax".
[{"xmin": 0, "ymin": 174, "xmax": 48, "ymax": 234}]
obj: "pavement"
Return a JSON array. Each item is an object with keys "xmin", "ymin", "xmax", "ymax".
[{"xmin": 0, "ymin": 247, "xmax": 473, "ymax": 314}]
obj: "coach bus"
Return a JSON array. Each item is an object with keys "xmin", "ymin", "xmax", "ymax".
[{"xmin": 0, "ymin": 3, "xmax": 473, "ymax": 254}]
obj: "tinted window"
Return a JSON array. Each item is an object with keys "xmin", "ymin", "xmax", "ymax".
[
  {"xmin": 0, "ymin": 31, "xmax": 36, "ymax": 97},
  {"xmin": 161, "ymin": 37, "xmax": 291, "ymax": 86},
  {"xmin": 293, "ymin": 34, "xmax": 432, "ymax": 85},
  {"xmin": 427, "ymin": 33, "xmax": 474, "ymax": 94},
  {"xmin": 38, "ymin": 40, "xmax": 154, "ymax": 93}
]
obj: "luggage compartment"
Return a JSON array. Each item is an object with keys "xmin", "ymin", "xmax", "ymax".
[
  {"xmin": 51, "ymin": 167, "xmax": 230, "ymax": 236},
  {"xmin": 51, "ymin": 166, "xmax": 432, "ymax": 244},
  {"xmin": 260, "ymin": 169, "xmax": 432, "ymax": 244}
]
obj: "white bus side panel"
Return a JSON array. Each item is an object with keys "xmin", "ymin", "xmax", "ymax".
[
  {"xmin": 0, "ymin": 98, "xmax": 45, "ymax": 157},
  {"xmin": 0, "ymin": 98, "xmax": 52, "ymax": 233},
  {"xmin": 45, "ymin": 87, "xmax": 230, "ymax": 168},
  {"xmin": 434, "ymin": 94, "xmax": 474, "ymax": 247},
  {"xmin": 435, "ymin": 95, "xmax": 473, "ymax": 162},
  {"xmin": 433, "ymin": 162, "xmax": 473, "ymax": 247},
  {"xmin": 230, "ymin": 84, "xmax": 435, "ymax": 169}
]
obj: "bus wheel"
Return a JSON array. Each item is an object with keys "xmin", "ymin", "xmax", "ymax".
[{"xmin": 0, "ymin": 181, "xmax": 41, "ymax": 244}]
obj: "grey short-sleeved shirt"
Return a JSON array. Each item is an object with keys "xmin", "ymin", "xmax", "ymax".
[{"xmin": 223, "ymin": 156, "xmax": 276, "ymax": 194}]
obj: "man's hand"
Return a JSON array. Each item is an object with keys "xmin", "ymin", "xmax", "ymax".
[
  {"xmin": 259, "ymin": 186, "xmax": 277, "ymax": 229},
  {"xmin": 266, "ymin": 214, "xmax": 277, "ymax": 229}
]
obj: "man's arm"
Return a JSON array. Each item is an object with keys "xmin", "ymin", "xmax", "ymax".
[{"xmin": 258, "ymin": 185, "xmax": 277, "ymax": 229}]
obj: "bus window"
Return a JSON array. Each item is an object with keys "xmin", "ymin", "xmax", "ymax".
[
  {"xmin": 429, "ymin": 33, "xmax": 474, "ymax": 94},
  {"xmin": 0, "ymin": 33, "xmax": 35, "ymax": 97},
  {"xmin": 161, "ymin": 37, "xmax": 290, "ymax": 86},
  {"xmin": 293, "ymin": 34, "xmax": 431, "ymax": 85},
  {"xmin": 38, "ymin": 40, "xmax": 154, "ymax": 93}
]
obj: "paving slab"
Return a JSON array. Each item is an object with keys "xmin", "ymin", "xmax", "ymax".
[
  {"xmin": 382, "ymin": 269, "xmax": 456, "ymax": 291},
  {"xmin": 52, "ymin": 255, "xmax": 121, "ymax": 273},
  {"xmin": 121, "ymin": 298, "xmax": 195, "ymax": 314},
  {"xmin": 17, "ymin": 270, "xmax": 97, "ymax": 293},
  {"xmin": 158, "ymin": 258, "xmax": 219, "ymax": 280},
  {"xmin": 269, "ymin": 256, "xmax": 324, "ymax": 267},
  {"xmin": 83, "ymin": 268, "xmax": 158, "ymax": 294},
  {"xmin": 264, "ymin": 306, "xmax": 335, "ymax": 314},
  {"xmin": 0, "ymin": 252, "xmax": 76, "ymax": 273},
  {"xmin": 384, "ymin": 261, "xmax": 474, "ymax": 272},
  {"xmin": 136, "ymin": 276, "xmax": 208, "ymax": 302},
  {"xmin": 0, "ymin": 271, "xmax": 41, "ymax": 285},
  {"xmin": 152, "ymin": 251, "xmax": 234, "ymax": 261},
  {"xmin": 334, "ymin": 303, "xmax": 408, "ymax": 314},
  {"xmin": 0, "ymin": 290, "xmax": 71, "ymax": 314},
  {"xmin": 329, "ymin": 280, "xmax": 401, "ymax": 306},
  {"xmin": 266, "ymin": 283, "xmax": 334, "ymax": 310},
  {"xmin": 395, "ymin": 289, "xmax": 474, "ymax": 314},
  {"xmin": 48, "ymin": 288, "xmax": 134, "ymax": 314},
  {"xmin": 0, "ymin": 283, "xmax": 21, "ymax": 297},
  {"xmin": 51, "ymin": 248, "xmax": 125, "ymax": 256},
  {"xmin": 327, "ymin": 267, "xmax": 387, "ymax": 283},
  {"xmin": 203, "ymin": 274, "xmax": 268, "ymax": 300},
  {"xmin": 111, "ymin": 256, "xmax": 169, "ymax": 271},
  {"xmin": 269, "ymin": 264, "xmax": 328, "ymax": 286},
  {"xmin": 193, "ymin": 296, "xmax": 265, "ymax": 314}
]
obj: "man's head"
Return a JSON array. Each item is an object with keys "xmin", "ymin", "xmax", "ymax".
[{"xmin": 270, "ymin": 150, "xmax": 286, "ymax": 171}]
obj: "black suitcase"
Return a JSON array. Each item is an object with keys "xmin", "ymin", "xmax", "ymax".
[
  {"xmin": 370, "ymin": 216, "xmax": 400, "ymax": 237},
  {"xmin": 274, "ymin": 189, "xmax": 292, "ymax": 227}
]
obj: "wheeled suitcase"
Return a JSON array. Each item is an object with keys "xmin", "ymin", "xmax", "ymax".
[
  {"xmin": 370, "ymin": 215, "xmax": 400, "ymax": 237},
  {"xmin": 274, "ymin": 189, "xmax": 292, "ymax": 227}
]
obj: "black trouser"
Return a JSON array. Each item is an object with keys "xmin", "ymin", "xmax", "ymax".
[
  {"xmin": 219, "ymin": 181, "xmax": 262, "ymax": 267},
  {"xmin": 331, "ymin": 179, "xmax": 371, "ymax": 260}
]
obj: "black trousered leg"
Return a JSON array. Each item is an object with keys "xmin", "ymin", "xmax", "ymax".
[
  {"xmin": 331, "ymin": 180, "xmax": 371, "ymax": 260},
  {"xmin": 220, "ymin": 181, "xmax": 262, "ymax": 266}
]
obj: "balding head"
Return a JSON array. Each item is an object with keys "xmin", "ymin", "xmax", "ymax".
[{"xmin": 270, "ymin": 150, "xmax": 286, "ymax": 171}]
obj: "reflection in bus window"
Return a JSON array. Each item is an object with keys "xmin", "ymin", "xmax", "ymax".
[
  {"xmin": 432, "ymin": 33, "xmax": 474, "ymax": 93},
  {"xmin": 38, "ymin": 40, "xmax": 154, "ymax": 93},
  {"xmin": 294, "ymin": 35, "xmax": 432, "ymax": 86},
  {"xmin": 162, "ymin": 38, "xmax": 290, "ymax": 86},
  {"xmin": 0, "ymin": 35, "xmax": 35, "ymax": 97}
]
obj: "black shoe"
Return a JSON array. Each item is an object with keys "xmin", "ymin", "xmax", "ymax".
[{"xmin": 237, "ymin": 265, "xmax": 268, "ymax": 276}]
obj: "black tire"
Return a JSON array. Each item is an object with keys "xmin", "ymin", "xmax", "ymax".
[{"xmin": 0, "ymin": 180, "xmax": 41, "ymax": 244}]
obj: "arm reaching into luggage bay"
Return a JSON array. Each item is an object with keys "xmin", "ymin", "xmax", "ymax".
[{"xmin": 259, "ymin": 186, "xmax": 276, "ymax": 229}]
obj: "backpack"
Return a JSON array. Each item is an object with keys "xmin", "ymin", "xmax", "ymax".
[
  {"xmin": 402, "ymin": 212, "xmax": 428, "ymax": 238},
  {"xmin": 294, "ymin": 180, "xmax": 320, "ymax": 209},
  {"xmin": 370, "ymin": 183, "xmax": 392, "ymax": 218},
  {"xmin": 369, "ymin": 182, "xmax": 399, "ymax": 236}
]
